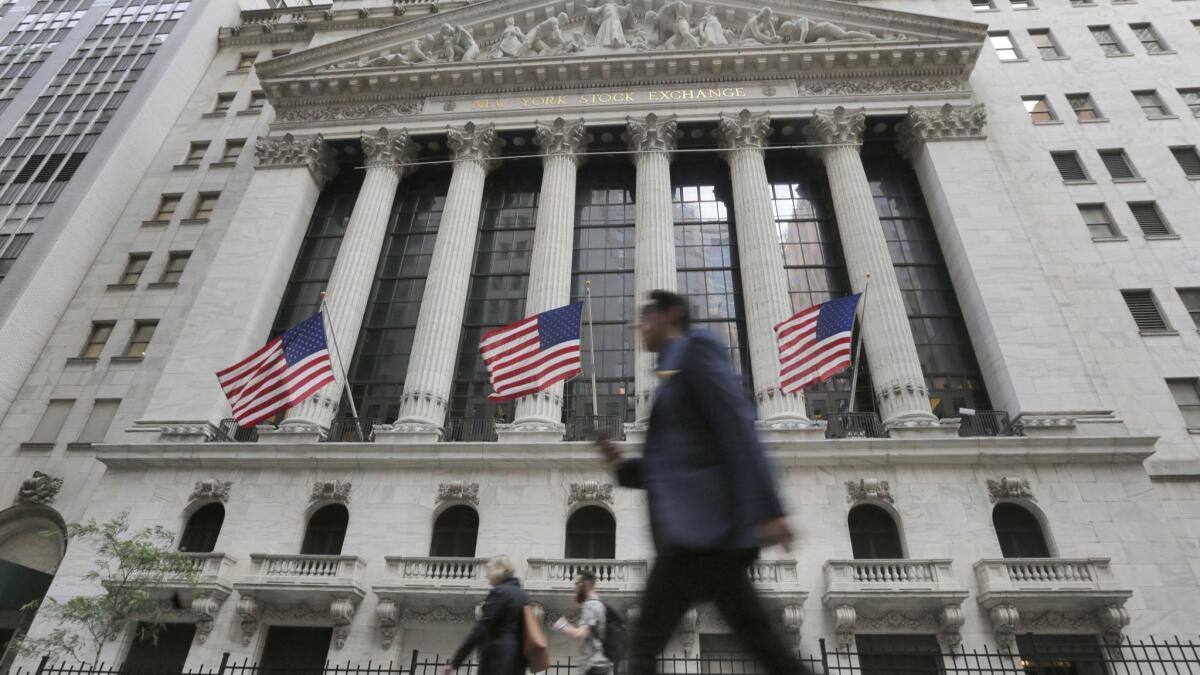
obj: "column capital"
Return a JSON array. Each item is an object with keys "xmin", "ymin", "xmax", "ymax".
[
  {"xmin": 534, "ymin": 117, "xmax": 587, "ymax": 166},
  {"xmin": 447, "ymin": 121, "xmax": 501, "ymax": 171},
  {"xmin": 805, "ymin": 106, "xmax": 866, "ymax": 150},
  {"xmin": 626, "ymin": 113, "xmax": 677, "ymax": 161},
  {"xmin": 361, "ymin": 127, "xmax": 418, "ymax": 177},
  {"xmin": 896, "ymin": 103, "xmax": 988, "ymax": 160},
  {"xmin": 716, "ymin": 109, "xmax": 772, "ymax": 157},
  {"xmin": 254, "ymin": 133, "xmax": 338, "ymax": 188}
]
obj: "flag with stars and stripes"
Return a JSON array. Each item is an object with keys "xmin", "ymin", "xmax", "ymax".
[
  {"xmin": 775, "ymin": 294, "xmax": 862, "ymax": 393},
  {"xmin": 481, "ymin": 302, "xmax": 584, "ymax": 402},
  {"xmin": 216, "ymin": 312, "xmax": 334, "ymax": 429}
]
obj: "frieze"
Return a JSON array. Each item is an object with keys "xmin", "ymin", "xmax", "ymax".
[
  {"xmin": 276, "ymin": 101, "xmax": 423, "ymax": 123},
  {"xmin": 190, "ymin": 479, "xmax": 232, "ymax": 503},
  {"xmin": 986, "ymin": 477, "xmax": 1034, "ymax": 503},
  {"xmin": 568, "ymin": 481, "xmax": 613, "ymax": 506},
  {"xmin": 438, "ymin": 481, "xmax": 481, "ymax": 505},
  {"xmin": 311, "ymin": 480, "xmax": 352, "ymax": 503},
  {"xmin": 401, "ymin": 606, "xmax": 470, "ymax": 623},
  {"xmin": 15, "ymin": 471, "xmax": 63, "ymax": 506},
  {"xmin": 796, "ymin": 78, "xmax": 964, "ymax": 96},
  {"xmin": 845, "ymin": 478, "xmax": 893, "ymax": 504}
]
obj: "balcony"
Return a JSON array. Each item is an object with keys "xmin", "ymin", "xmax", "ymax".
[
  {"xmin": 748, "ymin": 558, "xmax": 806, "ymax": 598},
  {"xmin": 103, "ymin": 552, "xmax": 236, "ymax": 644},
  {"xmin": 823, "ymin": 559, "xmax": 969, "ymax": 649},
  {"xmin": 233, "ymin": 554, "xmax": 367, "ymax": 648},
  {"xmin": 525, "ymin": 558, "xmax": 647, "ymax": 614},
  {"xmin": 373, "ymin": 557, "xmax": 490, "ymax": 603},
  {"xmin": 824, "ymin": 413, "xmax": 887, "ymax": 439},
  {"xmin": 958, "ymin": 410, "xmax": 1023, "ymax": 437},
  {"xmin": 974, "ymin": 558, "xmax": 1133, "ymax": 646},
  {"xmin": 444, "ymin": 417, "xmax": 498, "ymax": 442}
]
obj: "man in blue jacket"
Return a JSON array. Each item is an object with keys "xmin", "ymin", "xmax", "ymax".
[{"xmin": 596, "ymin": 290, "xmax": 811, "ymax": 675}]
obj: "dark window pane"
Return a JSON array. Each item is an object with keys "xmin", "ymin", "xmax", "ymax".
[
  {"xmin": 848, "ymin": 504, "xmax": 904, "ymax": 559},
  {"xmin": 178, "ymin": 503, "xmax": 224, "ymax": 553},
  {"xmin": 301, "ymin": 504, "xmax": 348, "ymax": 555},
  {"xmin": 430, "ymin": 505, "xmax": 479, "ymax": 557},
  {"xmin": 565, "ymin": 506, "xmax": 616, "ymax": 559},
  {"xmin": 993, "ymin": 503, "xmax": 1050, "ymax": 557}
]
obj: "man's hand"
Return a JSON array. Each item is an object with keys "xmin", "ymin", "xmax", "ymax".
[
  {"xmin": 594, "ymin": 432, "xmax": 621, "ymax": 466},
  {"xmin": 755, "ymin": 517, "xmax": 794, "ymax": 552}
]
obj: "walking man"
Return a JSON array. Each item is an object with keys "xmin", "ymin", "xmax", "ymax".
[
  {"xmin": 553, "ymin": 570, "xmax": 612, "ymax": 675},
  {"xmin": 596, "ymin": 290, "xmax": 812, "ymax": 675}
]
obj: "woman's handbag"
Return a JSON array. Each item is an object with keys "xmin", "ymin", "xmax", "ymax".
[{"xmin": 523, "ymin": 604, "xmax": 550, "ymax": 673}]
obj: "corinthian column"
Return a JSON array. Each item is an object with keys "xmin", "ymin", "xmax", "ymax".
[
  {"xmin": 387, "ymin": 122, "xmax": 500, "ymax": 443},
  {"xmin": 499, "ymin": 118, "xmax": 587, "ymax": 443},
  {"xmin": 716, "ymin": 110, "xmax": 816, "ymax": 435},
  {"xmin": 627, "ymin": 113, "xmax": 678, "ymax": 433},
  {"xmin": 806, "ymin": 107, "xmax": 937, "ymax": 429},
  {"xmin": 139, "ymin": 134, "xmax": 338, "ymax": 441},
  {"xmin": 281, "ymin": 128, "xmax": 417, "ymax": 437}
]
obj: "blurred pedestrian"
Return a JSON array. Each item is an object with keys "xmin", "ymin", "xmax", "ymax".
[
  {"xmin": 595, "ymin": 290, "xmax": 812, "ymax": 675},
  {"xmin": 443, "ymin": 555, "xmax": 529, "ymax": 675},
  {"xmin": 553, "ymin": 570, "xmax": 613, "ymax": 675}
]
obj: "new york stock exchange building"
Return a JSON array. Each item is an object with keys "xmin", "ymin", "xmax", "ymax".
[{"xmin": 3, "ymin": 0, "xmax": 1200, "ymax": 671}]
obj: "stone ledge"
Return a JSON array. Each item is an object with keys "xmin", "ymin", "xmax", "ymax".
[{"xmin": 93, "ymin": 433, "xmax": 1158, "ymax": 470}]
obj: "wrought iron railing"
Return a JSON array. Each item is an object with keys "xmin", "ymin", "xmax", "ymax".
[
  {"xmin": 215, "ymin": 418, "xmax": 258, "ymax": 443},
  {"xmin": 959, "ymin": 410, "xmax": 1023, "ymax": 437},
  {"xmin": 442, "ymin": 417, "xmax": 497, "ymax": 442},
  {"xmin": 563, "ymin": 414, "xmax": 625, "ymax": 441},
  {"xmin": 323, "ymin": 417, "xmax": 376, "ymax": 442},
  {"xmin": 824, "ymin": 412, "xmax": 887, "ymax": 439}
]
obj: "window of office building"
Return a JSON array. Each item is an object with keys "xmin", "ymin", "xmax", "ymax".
[
  {"xmin": 1067, "ymin": 93, "xmax": 1102, "ymax": 121},
  {"xmin": 118, "ymin": 253, "xmax": 149, "ymax": 285},
  {"xmin": 1180, "ymin": 88, "xmax": 1200, "ymax": 116},
  {"xmin": 1133, "ymin": 90, "xmax": 1170, "ymax": 117},
  {"xmin": 1168, "ymin": 379, "xmax": 1200, "ymax": 429},
  {"xmin": 191, "ymin": 192, "xmax": 219, "ymax": 220},
  {"xmin": 1170, "ymin": 146, "xmax": 1200, "ymax": 177},
  {"xmin": 1078, "ymin": 204, "xmax": 1118, "ymax": 239},
  {"xmin": 988, "ymin": 31, "xmax": 1021, "ymax": 60},
  {"xmin": 1028, "ymin": 29, "xmax": 1063, "ymax": 57},
  {"xmin": 247, "ymin": 91, "xmax": 266, "ymax": 111},
  {"xmin": 1023, "ymin": 95, "xmax": 1057, "ymax": 123},
  {"xmin": 1090, "ymin": 25, "xmax": 1128, "ymax": 55},
  {"xmin": 236, "ymin": 52, "xmax": 257, "ymax": 70},
  {"xmin": 564, "ymin": 160, "xmax": 636, "ymax": 424},
  {"xmin": 159, "ymin": 251, "xmax": 189, "ymax": 284},
  {"xmin": 28, "ymin": 399, "xmax": 73, "ymax": 445},
  {"xmin": 865, "ymin": 147, "xmax": 989, "ymax": 416},
  {"xmin": 1098, "ymin": 149, "xmax": 1138, "ymax": 179},
  {"xmin": 448, "ymin": 166, "xmax": 539, "ymax": 427},
  {"xmin": 767, "ymin": 151, "xmax": 871, "ymax": 418},
  {"xmin": 222, "ymin": 139, "xmax": 244, "ymax": 162},
  {"xmin": 1129, "ymin": 22, "xmax": 1168, "ymax": 52},
  {"xmin": 152, "ymin": 195, "xmax": 180, "ymax": 221},
  {"xmin": 1051, "ymin": 151, "xmax": 1089, "ymax": 182},
  {"xmin": 124, "ymin": 320, "xmax": 157, "ymax": 358},
  {"xmin": 1178, "ymin": 288, "xmax": 1200, "ymax": 327},
  {"xmin": 183, "ymin": 141, "xmax": 207, "ymax": 165},
  {"xmin": 1122, "ymin": 289, "xmax": 1170, "ymax": 332},
  {"xmin": 1128, "ymin": 201, "xmax": 1172, "ymax": 236},
  {"xmin": 75, "ymin": 398, "xmax": 119, "ymax": 445},
  {"xmin": 80, "ymin": 322, "xmax": 114, "ymax": 358}
]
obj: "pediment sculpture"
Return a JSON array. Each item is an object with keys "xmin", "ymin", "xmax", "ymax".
[{"xmin": 320, "ymin": 2, "xmax": 906, "ymax": 71}]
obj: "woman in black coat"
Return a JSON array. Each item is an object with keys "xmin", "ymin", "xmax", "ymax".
[{"xmin": 444, "ymin": 555, "xmax": 529, "ymax": 675}]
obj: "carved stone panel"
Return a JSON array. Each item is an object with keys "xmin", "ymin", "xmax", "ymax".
[
  {"xmin": 312, "ymin": 480, "xmax": 353, "ymax": 503},
  {"xmin": 986, "ymin": 477, "xmax": 1034, "ymax": 502},
  {"xmin": 190, "ymin": 479, "xmax": 232, "ymax": 503},
  {"xmin": 437, "ymin": 481, "xmax": 480, "ymax": 505},
  {"xmin": 845, "ymin": 478, "xmax": 893, "ymax": 504},
  {"xmin": 568, "ymin": 481, "xmax": 613, "ymax": 506},
  {"xmin": 15, "ymin": 471, "xmax": 63, "ymax": 506}
]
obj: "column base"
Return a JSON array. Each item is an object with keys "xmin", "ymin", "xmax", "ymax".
[
  {"xmin": 258, "ymin": 423, "xmax": 324, "ymax": 444},
  {"xmin": 885, "ymin": 414, "xmax": 960, "ymax": 438},
  {"xmin": 374, "ymin": 421, "xmax": 442, "ymax": 444},
  {"xmin": 756, "ymin": 418, "xmax": 827, "ymax": 442},
  {"xmin": 495, "ymin": 421, "xmax": 565, "ymax": 443},
  {"xmin": 624, "ymin": 421, "xmax": 648, "ymax": 445}
]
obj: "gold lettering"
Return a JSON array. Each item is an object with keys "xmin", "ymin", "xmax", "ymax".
[{"xmin": 735, "ymin": 87, "xmax": 745, "ymax": 96}]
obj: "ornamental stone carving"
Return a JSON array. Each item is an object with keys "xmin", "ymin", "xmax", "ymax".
[
  {"xmin": 534, "ymin": 118, "xmax": 587, "ymax": 163},
  {"xmin": 15, "ymin": 471, "xmax": 63, "ymax": 506},
  {"xmin": 938, "ymin": 605, "xmax": 965, "ymax": 650},
  {"xmin": 439, "ymin": 23, "xmax": 480, "ymax": 61},
  {"xmin": 311, "ymin": 480, "xmax": 352, "ymax": 503},
  {"xmin": 1096, "ymin": 604, "xmax": 1130, "ymax": 643},
  {"xmin": 447, "ymin": 122, "xmax": 501, "ymax": 169},
  {"xmin": 254, "ymin": 133, "xmax": 338, "ymax": 189},
  {"xmin": 236, "ymin": 595, "xmax": 260, "ymax": 646},
  {"xmin": 276, "ymin": 101, "xmax": 422, "ymax": 123},
  {"xmin": 680, "ymin": 607, "xmax": 699, "ymax": 648},
  {"xmin": 989, "ymin": 604, "xmax": 1019, "ymax": 649},
  {"xmin": 330, "ymin": 597, "xmax": 358, "ymax": 649},
  {"xmin": 832, "ymin": 605, "xmax": 856, "ymax": 648},
  {"xmin": 568, "ymin": 481, "xmax": 613, "ymax": 506},
  {"xmin": 627, "ymin": 113, "xmax": 678, "ymax": 156},
  {"xmin": 437, "ymin": 481, "xmax": 480, "ymax": 505},
  {"xmin": 401, "ymin": 606, "xmax": 470, "ymax": 623},
  {"xmin": 190, "ymin": 479, "xmax": 231, "ymax": 503},
  {"xmin": 796, "ymin": 78, "xmax": 963, "ymax": 96},
  {"xmin": 377, "ymin": 598, "xmax": 400, "ymax": 647},
  {"xmin": 805, "ymin": 106, "xmax": 865, "ymax": 148},
  {"xmin": 781, "ymin": 604, "xmax": 804, "ymax": 648},
  {"xmin": 716, "ymin": 109, "xmax": 772, "ymax": 153},
  {"xmin": 845, "ymin": 478, "xmax": 893, "ymax": 504},
  {"xmin": 903, "ymin": 103, "xmax": 988, "ymax": 141},
  {"xmin": 191, "ymin": 593, "xmax": 226, "ymax": 645},
  {"xmin": 361, "ymin": 127, "xmax": 419, "ymax": 177},
  {"xmin": 987, "ymin": 477, "xmax": 1034, "ymax": 502}
]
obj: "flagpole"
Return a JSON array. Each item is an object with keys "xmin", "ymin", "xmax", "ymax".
[
  {"xmin": 847, "ymin": 274, "xmax": 871, "ymax": 415},
  {"xmin": 318, "ymin": 292, "xmax": 361, "ymax": 436},
  {"xmin": 584, "ymin": 280, "xmax": 600, "ymax": 420}
]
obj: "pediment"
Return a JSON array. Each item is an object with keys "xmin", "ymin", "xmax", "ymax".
[{"xmin": 256, "ymin": 0, "xmax": 986, "ymax": 109}]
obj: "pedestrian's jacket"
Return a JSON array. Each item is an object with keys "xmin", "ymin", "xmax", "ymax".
[
  {"xmin": 451, "ymin": 577, "xmax": 529, "ymax": 675},
  {"xmin": 616, "ymin": 330, "xmax": 787, "ymax": 552}
]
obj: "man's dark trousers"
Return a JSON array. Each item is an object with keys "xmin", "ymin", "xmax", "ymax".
[{"xmin": 626, "ymin": 550, "xmax": 809, "ymax": 675}]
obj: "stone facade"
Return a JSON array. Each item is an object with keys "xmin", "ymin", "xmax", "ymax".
[{"xmin": 1, "ymin": 0, "xmax": 1199, "ymax": 667}]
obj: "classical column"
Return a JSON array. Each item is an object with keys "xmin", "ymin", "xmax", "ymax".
[
  {"xmin": 627, "ymin": 113, "xmax": 678, "ymax": 433},
  {"xmin": 896, "ymin": 104, "xmax": 1120, "ymax": 436},
  {"xmin": 387, "ymin": 122, "xmax": 500, "ymax": 443},
  {"xmin": 280, "ymin": 128, "xmax": 417, "ymax": 436},
  {"xmin": 500, "ymin": 118, "xmax": 587, "ymax": 442},
  {"xmin": 139, "ymin": 134, "xmax": 338, "ymax": 440},
  {"xmin": 716, "ymin": 110, "xmax": 815, "ymax": 434},
  {"xmin": 806, "ymin": 107, "xmax": 937, "ymax": 429}
]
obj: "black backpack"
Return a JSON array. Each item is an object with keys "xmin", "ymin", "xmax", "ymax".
[{"xmin": 601, "ymin": 602, "xmax": 629, "ymax": 664}]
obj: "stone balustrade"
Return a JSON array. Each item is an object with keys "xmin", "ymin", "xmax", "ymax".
[
  {"xmin": 974, "ymin": 557, "xmax": 1119, "ymax": 591},
  {"xmin": 825, "ymin": 558, "xmax": 959, "ymax": 592},
  {"xmin": 525, "ymin": 558, "xmax": 649, "ymax": 593}
]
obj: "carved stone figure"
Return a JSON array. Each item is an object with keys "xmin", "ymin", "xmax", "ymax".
[
  {"xmin": 697, "ymin": 6, "xmax": 731, "ymax": 46},
  {"xmin": 439, "ymin": 23, "xmax": 479, "ymax": 61},
  {"xmin": 779, "ymin": 16, "xmax": 879, "ymax": 44},
  {"xmin": 492, "ymin": 17, "xmax": 526, "ymax": 58},
  {"xmin": 645, "ymin": 0, "xmax": 700, "ymax": 49},
  {"xmin": 519, "ymin": 13, "xmax": 574, "ymax": 56},
  {"xmin": 15, "ymin": 471, "xmax": 63, "ymax": 506},
  {"xmin": 586, "ymin": 1, "xmax": 634, "ymax": 48},
  {"xmin": 740, "ymin": 7, "xmax": 780, "ymax": 45}
]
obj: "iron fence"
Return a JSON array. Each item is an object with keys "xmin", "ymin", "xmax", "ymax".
[
  {"xmin": 19, "ymin": 637, "xmax": 1200, "ymax": 675},
  {"xmin": 563, "ymin": 415, "xmax": 626, "ymax": 442},
  {"xmin": 824, "ymin": 412, "xmax": 887, "ymax": 439},
  {"xmin": 323, "ymin": 417, "xmax": 377, "ymax": 443},
  {"xmin": 215, "ymin": 418, "xmax": 258, "ymax": 443},
  {"xmin": 443, "ymin": 418, "xmax": 498, "ymax": 442},
  {"xmin": 958, "ymin": 410, "xmax": 1024, "ymax": 438}
]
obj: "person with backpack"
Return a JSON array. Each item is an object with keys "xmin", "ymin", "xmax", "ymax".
[
  {"xmin": 552, "ymin": 569, "xmax": 621, "ymax": 675},
  {"xmin": 594, "ymin": 290, "xmax": 814, "ymax": 675}
]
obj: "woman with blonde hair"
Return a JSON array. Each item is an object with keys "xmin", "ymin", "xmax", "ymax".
[{"xmin": 444, "ymin": 555, "xmax": 529, "ymax": 675}]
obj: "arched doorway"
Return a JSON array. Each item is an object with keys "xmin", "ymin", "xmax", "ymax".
[{"xmin": 0, "ymin": 506, "xmax": 67, "ymax": 665}]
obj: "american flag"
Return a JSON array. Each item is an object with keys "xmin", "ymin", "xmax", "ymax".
[
  {"xmin": 775, "ymin": 294, "xmax": 862, "ymax": 393},
  {"xmin": 481, "ymin": 302, "xmax": 584, "ymax": 402},
  {"xmin": 216, "ymin": 313, "xmax": 335, "ymax": 429}
]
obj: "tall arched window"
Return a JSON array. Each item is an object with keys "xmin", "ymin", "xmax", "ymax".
[
  {"xmin": 848, "ymin": 504, "xmax": 904, "ymax": 559},
  {"xmin": 430, "ymin": 505, "xmax": 479, "ymax": 558},
  {"xmin": 179, "ymin": 503, "xmax": 225, "ymax": 553},
  {"xmin": 993, "ymin": 503, "xmax": 1050, "ymax": 558},
  {"xmin": 301, "ymin": 504, "xmax": 349, "ymax": 555},
  {"xmin": 565, "ymin": 506, "xmax": 616, "ymax": 559}
]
